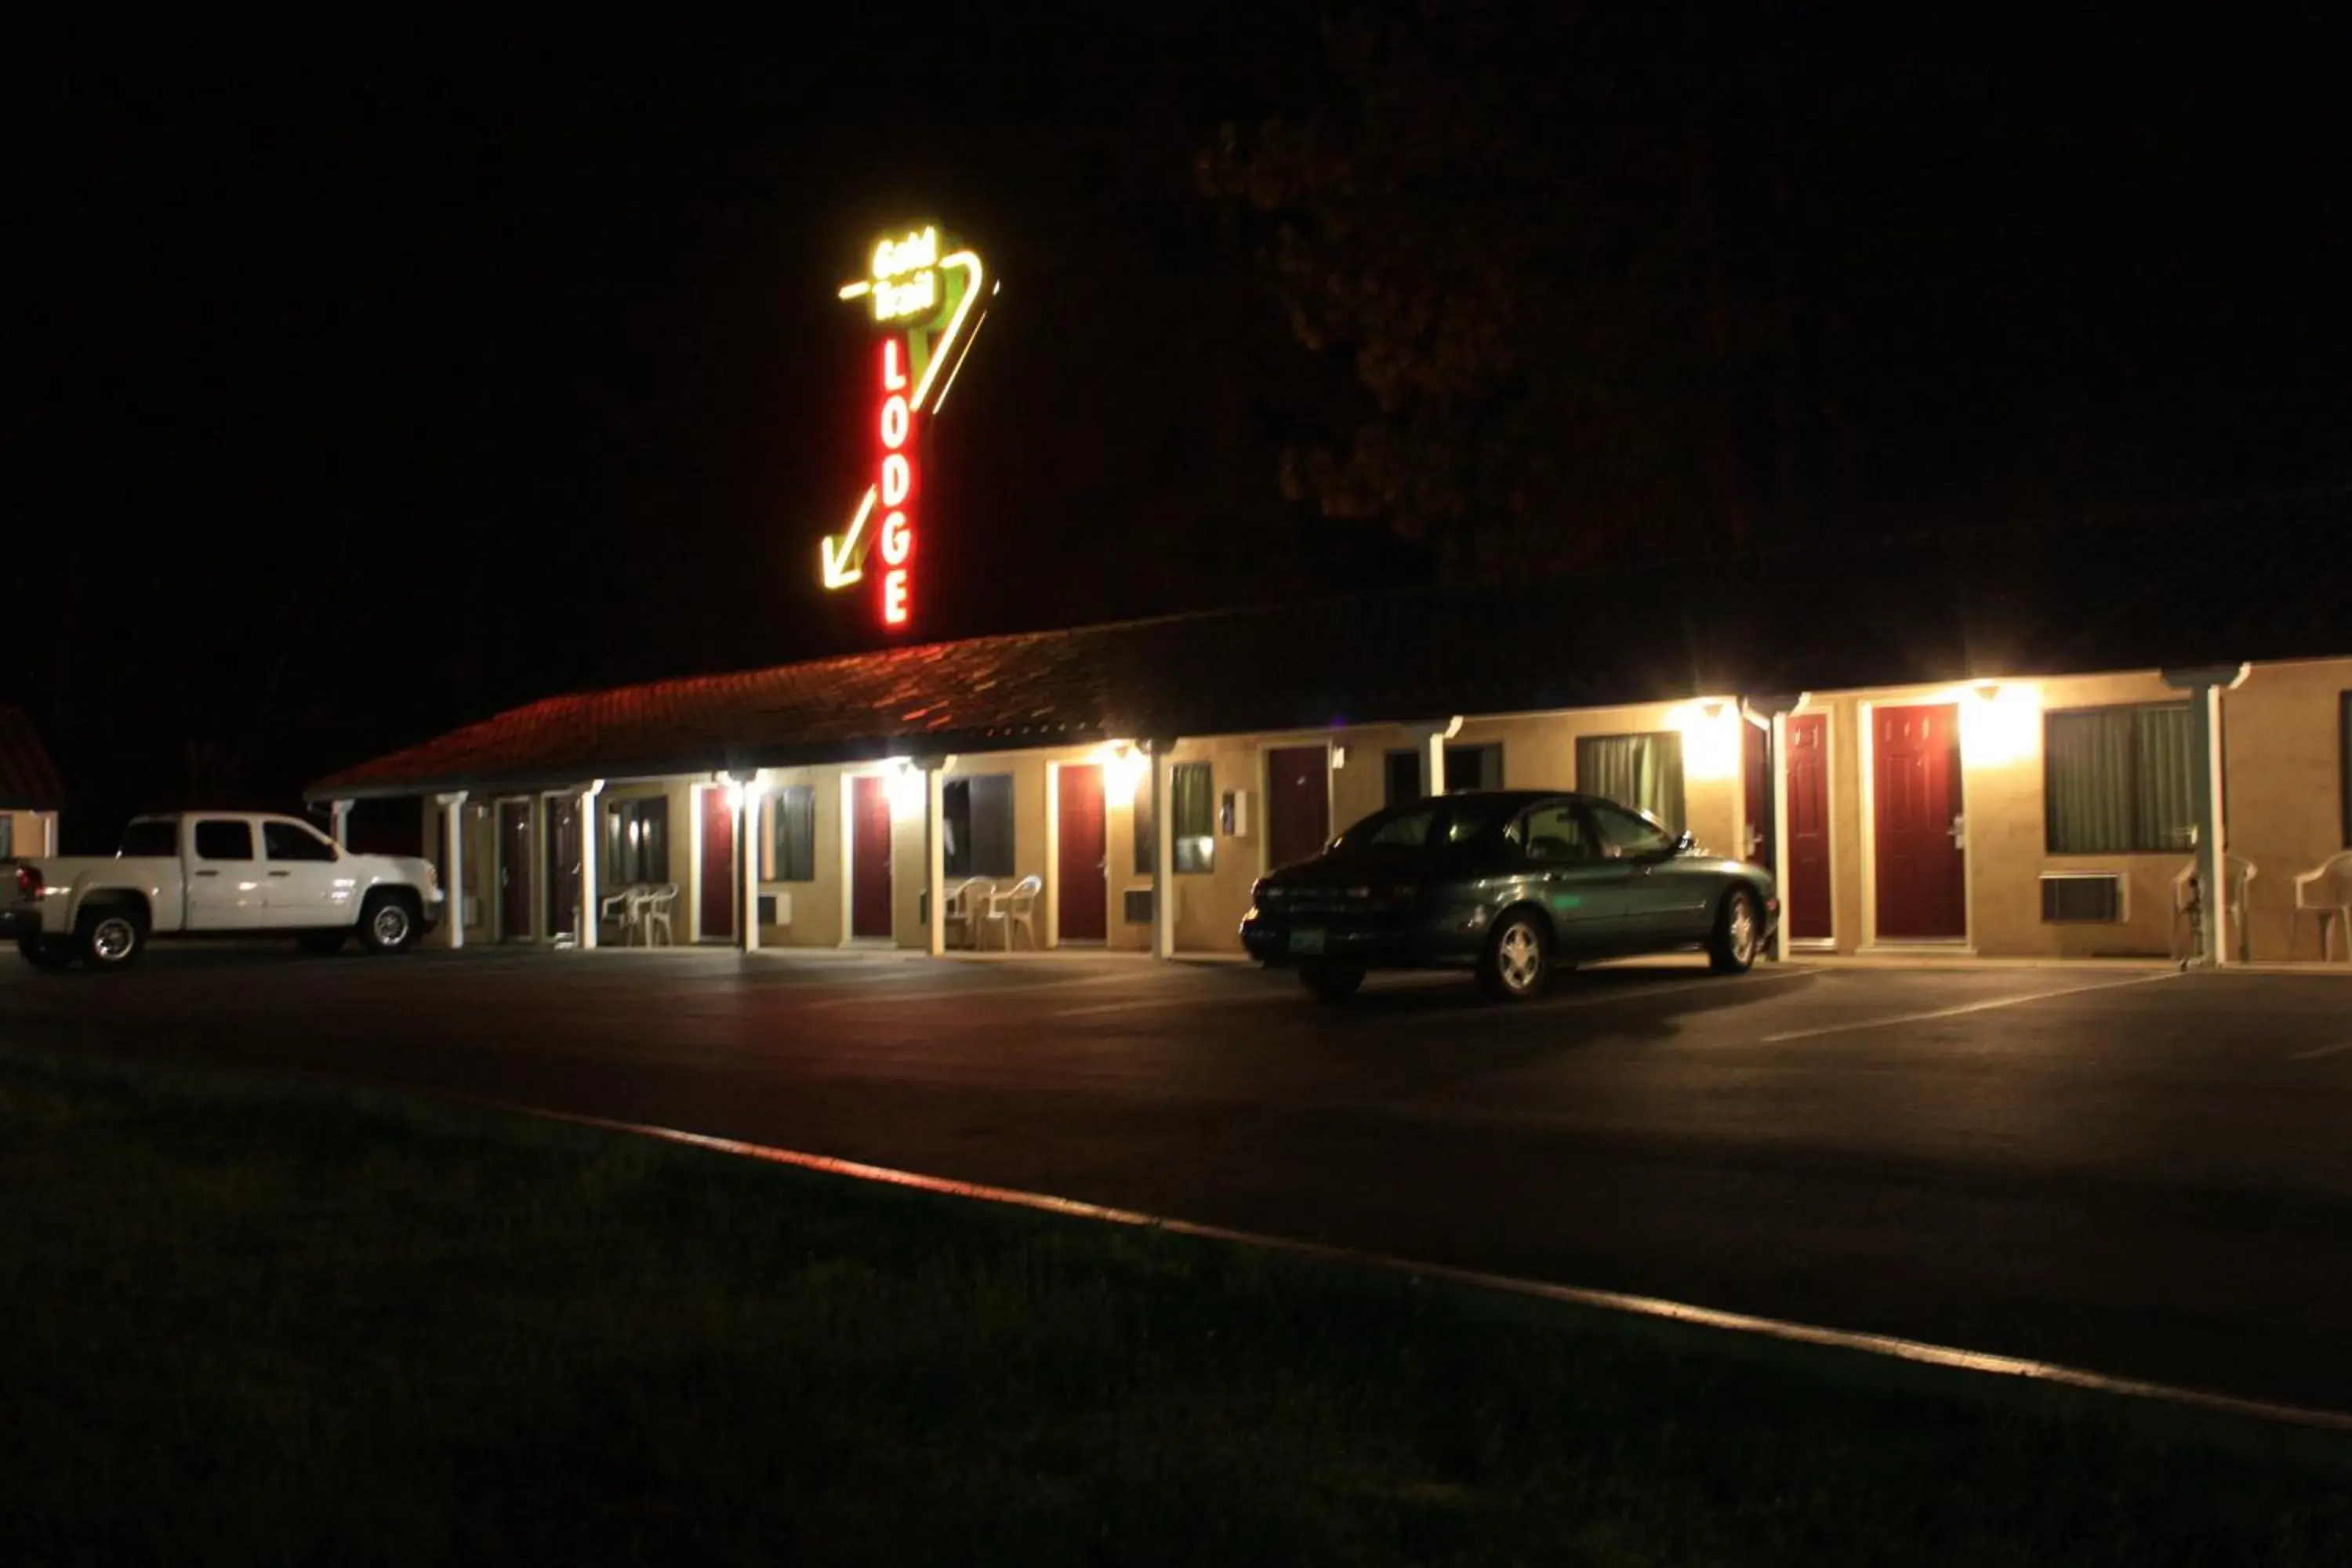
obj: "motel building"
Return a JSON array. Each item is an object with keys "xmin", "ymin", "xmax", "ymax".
[{"xmin": 307, "ymin": 505, "xmax": 2352, "ymax": 974}]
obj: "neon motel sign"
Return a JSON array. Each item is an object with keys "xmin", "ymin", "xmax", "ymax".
[{"xmin": 822, "ymin": 223, "xmax": 989, "ymax": 629}]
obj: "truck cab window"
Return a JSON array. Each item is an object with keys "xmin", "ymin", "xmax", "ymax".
[
  {"xmin": 263, "ymin": 822, "xmax": 338, "ymax": 862},
  {"xmin": 193, "ymin": 821, "xmax": 255, "ymax": 861}
]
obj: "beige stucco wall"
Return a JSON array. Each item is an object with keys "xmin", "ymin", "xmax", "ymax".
[
  {"xmin": 2, "ymin": 810, "xmax": 57, "ymax": 858},
  {"xmin": 2224, "ymin": 657, "xmax": 2352, "ymax": 960}
]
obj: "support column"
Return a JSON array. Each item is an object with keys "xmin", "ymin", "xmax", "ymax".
[
  {"xmin": 1149, "ymin": 739, "xmax": 1177, "ymax": 960},
  {"xmin": 2162, "ymin": 664, "xmax": 2249, "ymax": 967},
  {"xmin": 1406, "ymin": 716, "xmax": 1464, "ymax": 798},
  {"xmin": 578, "ymin": 779, "xmax": 604, "ymax": 949},
  {"xmin": 43, "ymin": 812, "xmax": 58, "ymax": 856},
  {"xmin": 920, "ymin": 760, "xmax": 948, "ymax": 957},
  {"xmin": 329, "ymin": 799, "xmax": 352, "ymax": 848},
  {"xmin": 739, "ymin": 772, "xmax": 765, "ymax": 954},
  {"xmin": 1770, "ymin": 710, "xmax": 1793, "ymax": 963},
  {"xmin": 437, "ymin": 790, "xmax": 469, "ymax": 950}
]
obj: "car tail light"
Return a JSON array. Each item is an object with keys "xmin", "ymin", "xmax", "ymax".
[{"xmin": 15, "ymin": 865, "xmax": 42, "ymax": 902}]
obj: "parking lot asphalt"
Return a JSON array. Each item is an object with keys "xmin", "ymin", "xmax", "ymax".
[{"xmin": 7, "ymin": 944, "xmax": 2352, "ymax": 1414}]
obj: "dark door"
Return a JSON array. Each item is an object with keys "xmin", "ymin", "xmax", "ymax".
[
  {"xmin": 546, "ymin": 797, "xmax": 582, "ymax": 941},
  {"xmin": 1874, "ymin": 703, "xmax": 1966, "ymax": 939},
  {"xmin": 699, "ymin": 787, "xmax": 735, "ymax": 941},
  {"xmin": 851, "ymin": 775, "xmax": 894, "ymax": 939},
  {"xmin": 1785, "ymin": 713, "xmax": 1833, "ymax": 941},
  {"xmin": 498, "ymin": 800, "xmax": 532, "ymax": 942},
  {"xmin": 1056, "ymin": 764, "xmax": 1107, "ymax": 942},
  {"xmin": 1743, "ymin": 720, "xmax": 1774, "ymax": 869},
  {"xmin": 1265, "ymin": 745, "xmax": 1331, "ymax": 871}
]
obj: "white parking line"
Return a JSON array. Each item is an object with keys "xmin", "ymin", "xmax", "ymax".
[
  {"xmin": 2288, "ymin": 1040, "xmax": 2352, "ymax": 1062},
  {"xmin": 1760, "ymin": 972, "xmax": 2176, "ymax": 1044}
]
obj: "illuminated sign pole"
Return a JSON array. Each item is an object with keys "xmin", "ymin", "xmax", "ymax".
[{"xmin": 822, "ymin": 223, "xmax": 989, "ymax": 631}]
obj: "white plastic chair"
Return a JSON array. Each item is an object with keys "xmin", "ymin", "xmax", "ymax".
[
  {"xmin": 2290, "ymin": 851, "xmax": 2352, "ymax": 963},
  {"xmin": 986, "ymin": 874, "xmax": 1043, "ymax": 950},
  {"xmin": 599, "ymin": 887, "xmax": 641, "ymax": 945},
  {"xmin": 2174, "ymin": 855, "xmax": 2256, "ymax": 963},
  {"xmin": 944, "ymin": 877, "xmax": 994, "ymax": 949},
  {"xmin": 639, "ymin": 884, "xmax": 678, "ymax": 946}
]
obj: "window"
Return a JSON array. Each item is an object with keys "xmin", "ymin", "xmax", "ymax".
[
  {"xmin": 944, "ymin": 775, "xmax": 1014, "ymax": 878},
  {"xmin": 1382, "ymin": 743, "xmax": 1504, "ymax": 805},
  {"xmin": 1587, "ymin": 800, "xmax": 1677, "ymax": 859},
  {"xmin": 263, "ymin": 821, "xmax": 337, "ymax": 862},
  {"xmin": 193, "ymin": 820, "xmax": 254, "ymax": 861},
  {"xmin": 1576, "ymin": 733, "xmax": 1686, "ymax": 830},
  {"xmin": 120, "ymin": 820, "xmax": 178, "ymax": 858},
  {"xmin": 1132, "ymin": 762, "xmax": 1217, "ymax": 873},
  {"xmin": 2341, "ymin": 692, "xmax": 2351, "ymax": 848},
  {"xmin": 2045, "ymin": 704, "xmax": 2196, "ymax": 853},
  {"xmin": 770, "ymin": 786, "xmax": 817, "ymax": 882},
  {"xmin": 1516, "ymin": 803, "xmax": 1594, "ymax": 863},
  {"xmin": 0, "ymin": 817, "xmax": 11, "ymax": 859},
  {"xmin": 1337, "ymin": 803, "xmax": 1439, "ymax": 852},
  {"xmin": 604, "ymin": 797, "xmax": 670, "ymax": 884}
]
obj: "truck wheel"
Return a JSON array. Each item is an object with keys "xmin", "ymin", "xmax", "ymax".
[
  {"xmin": 358, "ymin": 891, "xmax": 421, "ymax": 955},
  {"xmin": 16, "ymin": 936, "xmax": 74, "ymax": 972},
  {"xmin": 299, "ymin": 929, "xmax": 348, "ymax": 956},
  {"xmin": 78, "ymin": 905, "xmax": 147, "ymax": 970}
]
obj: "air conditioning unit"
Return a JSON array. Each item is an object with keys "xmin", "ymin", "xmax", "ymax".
[
  {"xmin": 757, "ymin": 891, "xmax": 789, "ymax": 926},
  {"xmin": 2041, "ymin": 873, "xmax": 2125, "ymax": 924},
  {"xmin": 1122, "ymin": 887, "xmax": 1154, "ymax": 925}
]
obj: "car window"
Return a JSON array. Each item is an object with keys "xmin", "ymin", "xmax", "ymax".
[
  {"xmin": 1518, "ymin": 803, "xmax": 1595, "ymax": 863},
  {"xmin": 1439, "ymin": 797, "xmax": 1511, "ymax": 844},
  {"xmin": 263, "ymin": 821, "xmax": 339, "ymax": 862},
  {"xmin": 1587, "ymin": 800, "xmax": 1676, "ymax": 858},
  {"xmin": 1335, "ymin": 804, "xmax": 1439, "ymax": 851},
  {"xmin": 119, "ymin": 820, "xmax": 179, "ymax": 858},
  {"xmin": 193, "ymin": 820, "xmax": 255, "ymax": 862}
]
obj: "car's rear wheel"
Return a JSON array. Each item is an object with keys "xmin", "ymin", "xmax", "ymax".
[
  {"xmin": 358, "ymin": 892, "xmax": 421, "ymax": 955},
  {"xmin": 1298, "ymin": 960, "xmax": 1364, "ymax": 1003},
  {"xmin": 17, "ymin": 935, "xmax": 73, "ymax": 972},
  {"xmin": 1479, "ymin": 910, "xmax": 1550, "ymax": 1002},
  {"xmin": 1709, "ymin": 888, "xmax": 1761, "ymax": 975},
  {"xmin": 78, "ymin": 905, "xmax": 146, "ymax": 970}
]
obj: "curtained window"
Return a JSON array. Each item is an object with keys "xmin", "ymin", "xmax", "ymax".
[
  {"xmin": 769, "ymin": 785, "xmax": 817, "ymax": 881},
  {"xmin": 1383, "ymin": 743, "xmax": 1503, "ymax": 804},
  {"xmin": 1575, "ymin": 732, "xmax": 1686, "ymax": 831},
  {"xmin": 943, "ymin": 775, "xmax": 1014, "ymax": 878},
  {"xmin": 604, "ymin": 797, "xmax": 670, "ymax": 884},
  {"xmin": 1134, "ymin": 761, "xmax": 1215, "ymax": 873},
  {"xmin": 2044, "ymin": 704, "xmax": 2196, "ymax": 853}
]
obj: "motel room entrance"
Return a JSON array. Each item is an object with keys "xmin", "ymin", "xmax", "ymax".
[{"xmin": 1872, "ymin": 702, "xmax": 1967, "ymax": 942}]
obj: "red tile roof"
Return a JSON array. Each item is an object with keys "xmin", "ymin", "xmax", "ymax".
[
  {"xmin": 0, "ymin": 706, "xmax": 65, "ymax": 811},
  {"xmin": 308, "ymin": 492, "xmax": 2351, "ymax": 801}
]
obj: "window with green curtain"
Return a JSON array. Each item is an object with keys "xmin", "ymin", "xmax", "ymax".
[
  {"xmin": 2044, "ymin": 703, "xmax": 2196, "ymax": 852},
  {"xmin": 769, "ymin": 785, "xmax": 817, "ymax": 881},
  {"xmin": 0, "ymin": 816, "xmax": 12, "ymax": 859},
  {"xmin": 1135, "ymin": 761, "xmax": 1216, "ymax": 873},
  {"xmin": 1574, "ymin": 732, "xmax": 1686, "ymax": 830}
]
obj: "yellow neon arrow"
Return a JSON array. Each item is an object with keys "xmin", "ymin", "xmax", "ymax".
[{"xmin": 821, "ymin": 488, "xmax": 875, "ymax": 588}]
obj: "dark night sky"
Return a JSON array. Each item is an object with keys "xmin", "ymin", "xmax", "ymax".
[{"xmin": 11, "ymin": 5, "xmax": 2348, "ymax": 844}]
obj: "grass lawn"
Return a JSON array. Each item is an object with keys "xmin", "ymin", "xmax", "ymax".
[{"xmin": 3, "ymin": 1051, "xmax": 2348, "ymax": 1566}]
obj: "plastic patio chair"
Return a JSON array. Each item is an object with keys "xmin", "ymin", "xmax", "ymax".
[
  {"xmin": 944, "ymin": 877, "xmax": 993, "ymax": 949},
  {"xmin": 2290, "ymin": 851, "xmax": 2352, "ymax": 963},
  {"xmin": 639, "ymin": 884, "xmax": 678, "ymax": 946},
  {"xmin": 989, "ymin": 875, "xmax": 1043, "ymax": 950},
  {"xmin": 599, "ymin": 887, "xmax": 641, "ymax": 945},
  {"xmin": 2174, "ymin": 855, "xmax": 2256, "ymax": 963}
]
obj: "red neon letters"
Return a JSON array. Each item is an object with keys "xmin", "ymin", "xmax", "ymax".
[{"xmin": 877, "ymin": 336, "xmax": 913, "ymax": 626}]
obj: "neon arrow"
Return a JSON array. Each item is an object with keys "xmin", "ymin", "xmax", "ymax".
[{"xmin": 821, "ymin": 488, "xmax": 876, "ymax": 588}]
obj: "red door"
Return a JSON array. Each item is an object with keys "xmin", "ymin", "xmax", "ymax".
[
  {"xmin": 546, "ymin": 796, "xmax": 582, "ymax": 941},
  {"xmin": 699, "ymin": 787, "xmax": 735, "ymax": 941},
  {"xmin": 498, "ymin": 800, "xmax": 533, "ymax": 942},
  {"xmin": 1265, "ymin": 745, "xmax": 1330, "ymax": 871},
  {"xmin": 1056, "ymin": 764, "xmax": 1107, "ymax": 942},
  {"xmin": 1742, "ymin": 720, "xmax": 1774, "ymax": 869},
  {"xmin": 851, "ymin": 775, "xmax": 893, "ymax": 939},
  {"xmin": 1873, "ymin": 703, "xmax": 1966, "ymax": 939},
  {"xmin": 1785, "ymin": 713, "xmax": 1833, "ymax": 942}
]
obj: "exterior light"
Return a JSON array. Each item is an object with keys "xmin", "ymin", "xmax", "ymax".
[
  {"xmin": 1098, "ymin": 742, "xmax": 1149, "ymax": 804},
  {"xmin": 884, "ymin": 760, "xmax": 926, "ymax": 821},
  {"xmin": 1961, "ymin": 680, "xmax": 2041, "ymax": 766},
  {"xmin": 1674, "ymin": 699, "xmax": 1742, "ymax": 782}
]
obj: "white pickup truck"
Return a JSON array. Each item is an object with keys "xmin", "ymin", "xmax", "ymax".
[{"xmin": 3, "ymin": 811, "xmax": 442, "ymax": 971}]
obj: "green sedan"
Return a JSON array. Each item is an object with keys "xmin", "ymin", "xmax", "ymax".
[{"xmin": 1240, "ymin": 789, "xmax": 1778, "ymax": 1002}]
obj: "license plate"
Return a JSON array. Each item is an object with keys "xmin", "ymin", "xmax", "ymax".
[{"xmin": 1287, "ymin": 926, "xmax": 1327, "ymax": 955}]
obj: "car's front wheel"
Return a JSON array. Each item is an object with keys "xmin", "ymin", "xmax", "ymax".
[
  {"xmin": 1478, "ymin": 910, "xmax": 1551, "ymax": 1002},
  {"xmin": 358, "ymin": 892, "xmax": 422, "ymax": 955},
  {"xmin": 1709, "ymin": 888, "xmax": 1762, "ymax": 975},
  {"xmin": 1298, "ymin": 960, "xmax": 1364, "ymax": 1004}
]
